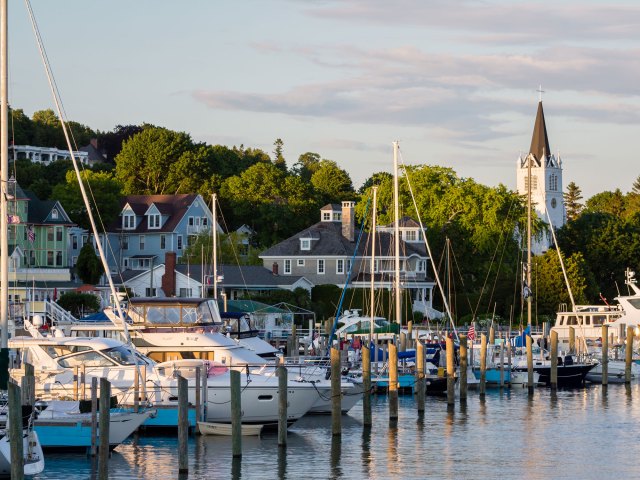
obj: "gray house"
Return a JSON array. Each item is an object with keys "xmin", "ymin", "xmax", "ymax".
[{"xmin": 259, "ymin": 201, "xmax": 436, "ymax": 316}]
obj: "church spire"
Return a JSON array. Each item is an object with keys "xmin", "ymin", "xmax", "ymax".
[{"xmin": 529, "ymin": 101, "xmax": 551, "ymax": 163}]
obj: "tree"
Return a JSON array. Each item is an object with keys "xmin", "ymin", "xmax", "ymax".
[
  {"xmin": 633, "ymin": 175, "xmax": 640, "ymax": 194},
  {"xmin": 52, "ymin": 170, "xmax": 124, "ymax": 229},
  {"xmin": 291, "ymin": 152, "xmax": 321, "ymax": 182},
  {"xmin": 585, "ymin": 189, "xmax": 627, "ymax": 218},
  {"xmin": 310, "ymin": 160, "xmax": 355, "ymax": 205},
  {"xmin": 114, "ymin": 126, "xmax": 198, "ymax": 194},
  {"xmin": 57, "ymin": 292, "xmax": 100, "ymax": 318},
  {"xmin": 272, "ymin": 138, "xmax": 287, "ymax": 172},
  {"xmin": 76, "ymin": 242, "xmax": 103, "ymax": 284},
  {"xmin": 563, "ymin": 181, "xmax": 583, "ymax": 222},
  {"xmin": 98, "ymin": 124, "xmax": 145, "ymax": 163},
  {"xmin": 180, "ymin": 231, "xmax": 261, "ymax": 266},
  {"xmin": 358, "ymin": 171, "xmax": 393, "ymax": 194}
]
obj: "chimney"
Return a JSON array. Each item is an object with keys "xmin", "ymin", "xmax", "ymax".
[
  {"xmin": 90, "ymin": 138, "xmax": 98, "ymax": 149},
  {"xmin": 341, "ymin": 201, "xmax": 355, "ymax": 242},
  {"xmin": 272, "ymin": 262, "xmax": 279, "ymax": 275},
  {"xmin": 161, "ymin": 252, "xmax": 177, "ymax": 297}
]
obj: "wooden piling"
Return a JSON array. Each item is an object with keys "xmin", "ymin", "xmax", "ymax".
[
  {"xmin": 550, "ymin": 330, "xmax": 558, "ymax": 391},
  {"xmin": 8, "ymin": 382, "xmax": 23, "ymax": 480},
  {"xmin": 278, "ymin": 364, "xmax": 288, "ymax": 446},
  {"xmin": 331, "ymin": 347, "xmax": 342, "ymax": 435},
  {"xmin": 569, "ymin": 326, "xmax": 576, "ymax": 355},
  {"xmin": 479, "ymin": 334, "xmax": 487, "ymax": 396},
  {"xmin": 90, "ymin": 377, "xmax": 98, "ymax": 457},
  {"xmin": 446, "ymin": 337, "xmax": 455, "ymax": 406},
  {"xmin": 400, "ymin": 332, "xmax": 407, "ymax": 353},
  {"xmin": 416, "ymin": 341, "xmax": 425, "ymax": 412},
  {"xmin": 389, "ymin": 342, "xmax": 399, "ymax": 421},
  {"xmin": 407, "ymin": 321, "xmax": 413, "ymax": 350},
  {"xmin": 21, "ymin": 362, "xmax": 34, "ymax": 406},
  {"xmin": 178, "ymin": 375, "xmax": 190, "ymax": 471},
  {"xmin": 459, "ymin": 334, "xmax": 467, "ymax": 402},
  {"xmin": 362, "ymin": 345, "xmax": 372, "ymax": 426},
  {"xmin": 526, "ymin": 335, "xmax": 534, "ymax": 395},
  {"xmin": 602, "ymin": 325, "xmax": 609, "ymax": 386},
  {"xmin": 230, "ymin": 370, "xmax": 242, "ymax": 458},
  {"xmin": 625, "ymin": 326, "xmax": 634, "ymax": 384},
  {"xmin": 134, "ymin": 365, "xmax": 140, "ymax": 414},
  {"xmin": 489, "ymin": 326, "xmax": 495, "ymax": 345},
  {"xmin": 98, "ymin": 378, "xmax": 111, "ymax": 480}
]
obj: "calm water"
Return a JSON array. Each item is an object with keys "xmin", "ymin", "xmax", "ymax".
[{"xmin": 34, "ymin": 383, "xmax": 640, "ymax": 479}]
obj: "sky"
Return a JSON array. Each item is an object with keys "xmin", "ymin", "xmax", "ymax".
[{"xmin": 7, "ymin": 0, "xmax": 640, "ymax": 199}]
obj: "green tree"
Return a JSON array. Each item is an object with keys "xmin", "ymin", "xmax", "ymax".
[
  {"xmin": 57, "ymin": 292, "xmax": 101, "ymax": 318},
  {"xmin": 310, "ymin": 160, "xmax": 355, "ymax": 205},
  {"xmin": 52, "ymin": 170, "xmax": 123, "ymax": 229},
  {"xmin": 291, "ymin": 152, "xmax": 321, "ymax": 182},
  {"xmin": 585, "ymin": 189, "xmax": 627, "ymax": 218},
  {"xmin": 76, "ymin": 242, "xmax": 103, "ymax": 284},
  {"xmin": 563, "ymin": 181, "xmax": 583, "ymax": 222},
  {"xmin": 181, "ymin": 231, "xmax": 261, "ymax": 266},
  {"xmin": 272, "ymin": 138, "xmax": 287, "ymax": 172}
]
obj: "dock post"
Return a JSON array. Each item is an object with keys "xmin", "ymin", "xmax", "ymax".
[
  {"xmin": 278, "ymin": 363, "xmax": 288, "ymax": 446},
  {"xmin": 459, "ymin": 334, "xmax": 468, "ymax": 402},
  {"xmin": 201, "ymin": 366, "xmax": 208, "ymax": 422},
  {"xmin": 134, "ymin": 364, "xmax": 140, "ymax": 414},
  {"xmin": 178, "ymin": 375, "xmax": 190, "ymax": 472},
  {"xmin": 90, "ymin": 377, "xmax": 98, "ymax": 457},
  {"xmin": 141, "ymin": 365, "xmax": 147, "ymax": 404},
  {"xmin": 400, "ymin": 332, "xmax": 407, "ymax": 353},
  {"xmin": 569, "ymin": 326, "xmax": 576, "ymax": 354},
  {"xmin": 8, "ymin": 381, "xmax": 24, "ymax": 480},
  {"xmin": 331, "ymin": 347, "xmax": 342, "ymax": 435},
  {"xmin": 489, "ymin": 326, "xmax": 495, "ymax": 345},
  {"xmin": 374, "ymin": 334, "xmax": 379, "ymax": 374},
  {"xmin": 98, "ymin": 378, "xmax": 111, "ymax": 480},
  {"xmin": 625, "ymin": 326, "xmax": 634, "ymax": 383},
  {"xmin": 291, "ymin": 323, "xmax": 297, "ymax": 359},
  {"xmin": 407, "ymin": 321, "xmax": 413, "ymax": 350},
  {"xmin": 416, "ymin": 341, "xmax": 425, "ymax": 412},
  {"xmin": 499, "ymin": 332, "xmax": 505, "ymax": 388},
  {"xmin": 230, "ymin": 370, "xmax": 242, "ymax": 458},
  {"xmin": 479, "ymin": 334, "xmax": 487, "ymax": 396},
  {"xmin": 389, "ymin": 342, "xmax": 398, "ymax": 421},
  {"xmin": 21, "ymin": 362, "xmax": 34, "ymax": 406},
  {"xmin": 195, "ymin": 366, "xmax": 201, "ymax": 426},
  {"xmin": 602, "ymin": 325, "xmax": 609, "ymax": 386},
  {"xmin": 446, "ymin": 337, "xmax": 455, "ymax": 406},
  {"xmin": 526, "ymin": 335, "xmax": 534, "ymax": 395},
  {"xmin": 550, "ymin": 331, "xmax": 558, "ymax": 391},
  {"xmin": 362, "ymin": 344, "xmax": 372, "ymax": 426}
]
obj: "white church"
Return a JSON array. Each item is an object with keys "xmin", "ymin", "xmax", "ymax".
[{"xmin": 516, "ymin": 100, "xmax": 566, "ymax": 254}]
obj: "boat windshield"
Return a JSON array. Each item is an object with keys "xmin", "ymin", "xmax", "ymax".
[
  {"xmin": 225, "ymin": 315, "xmax": 252, "ymax": 333},
  {"xmin": 132, "ymin": 300, "xmax": 220, "ymax": 325},
  {"xmin": 101, "ymin": 346, "xmax": 140, "ymax": 365}
]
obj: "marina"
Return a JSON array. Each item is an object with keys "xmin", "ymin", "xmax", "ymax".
[{"xmin": 30, "ymin": 383, "xmax": 640, "ymax": 479}]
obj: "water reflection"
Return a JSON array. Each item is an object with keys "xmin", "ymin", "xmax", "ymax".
[
  {"xmin": 361, "ymin": 427, "xmax": 372, "ymax": 478},
  {"xmin": 330, "ymin": 435, "xmax": 342, "ymax": 478}
]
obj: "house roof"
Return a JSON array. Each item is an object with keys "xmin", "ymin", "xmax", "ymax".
[
  {"xmin": 24, "ymin": 190, "xmax": 73, "ymax": 225},
  {"xmin": 320, "ymin": 203, "xmax": 341, "ymax": 211},
  {"xmin": 79, "ymin": 142, "xmax": 106, "ymax": 163},
  {"xmin": 175, "ymin": 264, "xmax": 308, "ymax": 288},
  {"xmin": 529, "ymin": 101, "xmax": 551, "ymax": 164},
  {"xmin": 380, "ymin": 216, "xmax": 421, "ymax": 228},
  {"xmin": 108, "ymin": 194, "xmax": 201, "ymax": 234}
]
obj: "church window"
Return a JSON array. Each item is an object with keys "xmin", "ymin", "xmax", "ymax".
[
  {"xmin": 525, "ymin": 176, "xmax": 538, "ymax": 191},
  {"xmin": 551, "ymin": 198, "xmax": 557, "ymax": 209}
]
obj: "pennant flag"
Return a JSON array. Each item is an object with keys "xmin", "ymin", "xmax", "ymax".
[{"xmin": 467, "ymin": 324, "xmax": 476, "ymax": 341}]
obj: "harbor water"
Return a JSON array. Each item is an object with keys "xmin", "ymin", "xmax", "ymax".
[{"xmin": 34, "ymin": 383, "xmax": 640, "ymax": 479}]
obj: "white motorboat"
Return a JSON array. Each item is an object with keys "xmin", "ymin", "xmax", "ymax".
[
  {"xmin": 197, "ymin": 421, "xmax": 264, "ymax": 436},
  {"xmin": 0, "ymin": 427, "xmax": 44, "ymax": 477}
]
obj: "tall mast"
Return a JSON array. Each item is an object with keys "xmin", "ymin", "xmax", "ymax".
[
  {"xmin": 1, "ymin": 0, "xmax": 9, "ymax": 357},
  {"xmin": 527, "ymin": 150, "xmax": 532, "ymax": 328},
  {"xmin": 369, "ymin": 186, "xmax": 377, "ymax": 339},
  {"xmin": 393, "ymin": 141, "xmax": 401, "ymax": 326},
  {"xmin": 212, "ymin": 193, "xmax": 218, "ymax": 300}
]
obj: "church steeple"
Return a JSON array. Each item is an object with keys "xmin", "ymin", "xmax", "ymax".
[{"xmin": 529, "ymin": 101, "xmax": 551, "ymax": 164}]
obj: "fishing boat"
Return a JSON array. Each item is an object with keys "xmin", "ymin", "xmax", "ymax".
[{"xmin": 197, "ymin": 421, "xmax": 264, "ymax": 436}]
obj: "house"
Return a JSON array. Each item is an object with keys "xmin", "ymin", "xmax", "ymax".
[
  {"xmin": 9, "ymin": 144, "xmax": 89, "ymax": 166},
  {"xmin": 259, "ymin": 201, "xmax": 436, "ymax": 317},
  {"xmin": 112, "ymin": 252, "xmax": 313, "ymax": 298},
  {"xmin": 101, "ymin": 194, "xmax": 219, "ymax": 274}
]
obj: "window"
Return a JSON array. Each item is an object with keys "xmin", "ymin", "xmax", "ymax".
[
  {"xmin": 317, "ymin": 259, "xmax": 325, "ymax": 274},
  {"xmin": 405, "ymin": 230, "xmax": 417, "ymax": 241},
  {"xmin": 56, "ymin": 251, "xmax": 63, "ymax": 266},
  {"xmin": 56, "ymin": 227, "xmax": 63, "ymax": 242},
  {"xmin": 123, "ymin": 214, "xmax": 135, "ymax": 230},
  {"xmin": 300, "ymin": 239, "xmax": 311, "ymax": 250},
  {"xmin": 346, "ymin": 259, "xmax": 352, "ymax": 273},
  {"xmin": 333, "ymin": 212, "xmax": 342, "ymax": 221},
  {"xmin": 202, "ymin": 217, "xmax": 208, "ymax": 227},
  {"xmin": 82, "ymin": 235, "xmax": 88, "ymax": 246},
  {"xmin": 72, "ymin": 235, "xmax": 78, "ymax": 250},
  {"xmin": 145, "ymin": 288, "xmax": 157, "ymax": 297},
  {"xmin": 179, "ymin": 288, "xmax": 193, "ymax": 297},
  {"xmin": 177, "ymin": 235, "xmax": 183, "ymax": 250},
  {"xmin": 51, "ymin": 208, "xmax": 59, "ymax": 220},
  {"xmin": 525, "ymin": 175, "xmax": 538, "ymax": 191},
  {"xmin": 139, "ymin": 235, "xmax": 145, "ymax": 250},
  {"xmin": 297, "ymin": 259, "xmax": 305, "ymax": 267},
  {"xmin": 122, "ymin": 257, "xmax": 130, "ymax": 269},
  {"xmin": 47, "ymin": 251, "xmax": 54, "ymax": 266},
  {"xmin": 549, "ymin": 174, "xmax": 558, "ymax": 191},
  {"xmin": 188, "ymin": 217, "xmax": 194, "ymax": 226},
  {"xmin": 47, "ymin": 227, "xmax": 54, "ymax": 242},
  {"xmin": 148, "ymin": 214, "xmax": 161, "ymax": 229},
  {"xmin": 417, "ymin": 260, "xmax": 426, "ymax": 272},
  {"xmin": 551, "ymin": 198, "xmax": 557, "ymax": 209},
  {"xmin": 374, "ymin": 259, "xmax": 379, "ymax": 273},
  {"xmin": 336, "ymin": 259, "xmax": 345, "ymax": 274},
  {"xmin": 122, "ymin": 235, "xmax": 129, "ymax": 250},
  {"xmin": 160, "ymin": 235, "xmax": 166, "ymax": 250},
  {"xmin": 322, "ymin": 212, "xmax": 331, "ymax": 221},
  {"xmin": 284, "ymin": 259, "xmax": 292, "ymax": 274}
]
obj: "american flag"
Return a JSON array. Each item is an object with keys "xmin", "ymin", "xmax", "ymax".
[
  {"xmin": 467, "ymin": 324, "xmax": 476, "ymax": 341},
  {"xmin": 7, "ymin": 214, "xmax": 20, "ymax": 224},
  {"xmin": 27, "ymin": 225, "xmax": 35, "ymax": 244}
]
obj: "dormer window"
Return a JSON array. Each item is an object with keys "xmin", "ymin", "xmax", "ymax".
[
  {"xmin": 148, "ymin": 214, "xmax": 161, "ymax": 229},
  {"xmin": 332, "ymin": 212, "xmax": 342, "ymax": 221},
  {"xmin": 300, "ymin": 238, "xmax": 311, "ymax": 251},
  {"xmin": 51, "ymin": 208, "xmax": 59, "ymax": 220},
  {"xmin": 405, "ymin": 230, "xmax": 417, "ymax": 242},
  {"xmin": 322, "ymin": 212, "xmax": 331, "ymax": 221},
  {"xmin": 123, "ymin": 213, "xmax": 136, "ymax": 230}
]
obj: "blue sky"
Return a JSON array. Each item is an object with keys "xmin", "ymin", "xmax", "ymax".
[{"xmin": 8, "ymin": 0, "xmax": 640, "ymax": 199}]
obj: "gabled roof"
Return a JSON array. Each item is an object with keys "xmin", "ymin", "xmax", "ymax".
[
  {"xmin": 320, "ymin": 203, "xmax": 341, "ymax": 211},
  {"xmin": 381, "ymin": 216, "xmax": 421, "ymax": 228},
  {"xmin": 108, "ymin": 194, "xmax": 201, "ymax": 234},
  {"xmin": 24, "ymin": 190, "xmax": 73, "ymax": 225},
  {"xmin": 529, "ymin": 101, "xmax": 551, "ymax": 164},
  {"xmin": 175, "ymin": 264, "xmax": 308, "ymax": 288}
]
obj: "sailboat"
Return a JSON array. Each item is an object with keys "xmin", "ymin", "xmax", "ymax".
[{"xmin": 0, "ymin": 0, "xmax": 45, "ymax": 475}]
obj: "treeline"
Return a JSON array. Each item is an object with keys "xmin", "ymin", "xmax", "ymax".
[{"xmin": 9, "ymin": 109, "xmax": 640, "ymax": 324}]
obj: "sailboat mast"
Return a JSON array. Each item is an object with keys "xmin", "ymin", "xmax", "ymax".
[
  {"xmin": 527, "ymin": 150, "xmax": 532, "ymax": 328},
  {"xmin": 393, "ymin": 141, "xmax": 401, "ymax": 326},
  {"xmin": 1, "ymin": 0, "xmax": 8, "ymax": 353},
  {"xmin": 212, "ymin": 193, "xmax": 218, "ymax": 300},
  {"xmin": 369, "ymin": 186, "xmax": 377, "ymax": 339}
]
